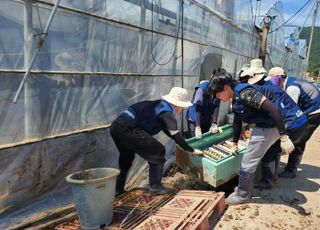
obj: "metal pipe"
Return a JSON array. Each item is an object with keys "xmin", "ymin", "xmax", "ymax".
[
  {"xmin": 24, "ymin": 0, "xmax": 34, "ymax": 138},
  {"xmin": 13, "ymin": 0, "xmax": 62, "ymax": 103}
]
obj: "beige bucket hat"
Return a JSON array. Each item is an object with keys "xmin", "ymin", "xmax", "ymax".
[
  {"xmin": 246, "ymin": 59, "xmax": 267, "ymax": 85},
  {"xmin": 162, "ymin": 87, "xmax": 192, "ymax": 108},
  {"xmin": 265, "ymin": 67, "xmax": 285, "ymax": 81}
]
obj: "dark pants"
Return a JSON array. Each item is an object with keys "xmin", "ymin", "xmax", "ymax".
[
  {"xmin": 187, "ymin": 122, "xmax": 196, "ymax": 138},
  {"xmin": 110, "ymin": 116, "xmax": 166, "ymax": 172},
  {"xmin": 262, "ymin": 122, "xmax": 308, "ymax": 163},
  {"xmin": 187, "ymin": 121, "xmax": 211, "ymax": 138},
  {"xmin": 286, "ymin": 113, "xmax": 320, "ymax": 170},
  {"xmin": 300, "ymin": 113, "xmax": 320, "ymax": 150}
]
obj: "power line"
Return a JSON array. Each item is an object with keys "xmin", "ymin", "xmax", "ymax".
[
  {"xmin": 268, "ymin": 0, "xmax": 313, "ymax": 34},
  {"xmin": 281, "ymin": 1, "xmax": 314, "ymax": 68}
]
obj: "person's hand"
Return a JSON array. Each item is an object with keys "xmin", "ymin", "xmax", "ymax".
[
  {"xmin": 231, "ymin": 142, "xmax": 238, "ymax": 155},
  {"xmin": 195, "ymin": 126, "xmax": 202, "ymax": 139},
  {"xmin": 209, "ymin": 123, "xmax": 223, "ymax": 134},
  {"xmin": 280, "ymin": 135, "xmax": 295, "ymax": 154},
  {"xmin": 192, "ymin": 149, "xmax": 203, "ymax": 156}
]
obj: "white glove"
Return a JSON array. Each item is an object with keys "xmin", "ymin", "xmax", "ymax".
[
  {"xmin": 280, "ymin": 135, "xmax": 295, "ymax": 154},
  {"xmin": 209, "ymin": 123, "xmax": 223, "ymax": 134},
  {"xmin": 192, "ymin": 149, "xmax": 203, "ymax": 156},
  {"xmin": 231, "ymin": 142, "xmax": 238, "ymax": 156},
  {"xmin": 195, "ymin": 126, "xmax": 202, "ymax": 139}
]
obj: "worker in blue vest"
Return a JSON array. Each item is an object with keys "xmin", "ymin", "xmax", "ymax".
[
  {"xmin": 238, "ymin": 60, "xmax": 308, "ymax": 190},
  {"xmin": 186, "ymin": 68, "xmax": 226, "ymax": 139},
  {"xmin": 207, "ymin": 70, "xmax": 306, "ymax": 205},
  {"xmin": 110, "ymin": 87, "xmax": 202, "ymax": 195},
  {"xmin": 266, "ymin": 67, "xmax": 320, "ymax": 178}
]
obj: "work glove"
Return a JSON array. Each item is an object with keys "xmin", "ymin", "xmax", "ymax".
[
  {"xmin": 280, "ymin": 135, "xmax": 295, "ymax": 154},
  {"xmin": 231, "ymin": 142, "xmax": 238, "ymax": 156},
  {"xmin": 195, "ymin": 126, "xmax": 202, "ymax": 139},
  {"xmin": 192, "ymin": 149, "xmax": 203, "ymax": 156},
  {"xmin": 209, "ymin": 123, "xmax": 223, "ymax": 134}
]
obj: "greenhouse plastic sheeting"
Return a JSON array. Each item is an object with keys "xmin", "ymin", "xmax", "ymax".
[{"xmin": 0, "ymin": 0, "xmax": 307, "ymax": 225}]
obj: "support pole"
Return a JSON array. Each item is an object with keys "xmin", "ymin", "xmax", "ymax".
[{"xmin": 13, "ymin": 0, "xmax": 61, "ymax": 103}]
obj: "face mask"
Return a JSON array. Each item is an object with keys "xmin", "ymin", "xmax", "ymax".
[{"xmin": 271, "ymin": 76, "xmax": 282, "ymax": 86}]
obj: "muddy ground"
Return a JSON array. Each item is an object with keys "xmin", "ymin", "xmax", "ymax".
[{"xmin": 215, "ymin": 127, "xmax": 320, "ymax": 230}]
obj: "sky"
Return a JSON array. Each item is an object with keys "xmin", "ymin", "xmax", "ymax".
[{"xmin": 260, "ymin": 0, "xmax": 319, "ymax": 27}]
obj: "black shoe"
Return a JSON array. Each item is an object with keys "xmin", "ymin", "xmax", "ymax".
[
  {"xmin": 278, "ymin": 170, "xmax": 296, "ymax": 178},
  {"xmin": 254, "ymin": 180, "xmax": 273, "ymax": 190},
  {"xmin": 149, "ymin": 184, "xmax": 176, "ymax": 195}
]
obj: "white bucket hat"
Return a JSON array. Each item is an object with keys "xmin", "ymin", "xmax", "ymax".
[
  {"xmin": 237, "ymin": 63, "xmax": 250, "ymax": 76},
  {"xmin": 246, "ymin": 59, "xmax": 267, "ymax": 85},
  {"xmin": 162, "ymin": 87, "xmax": 192, "ymax": 108},
  {"xmin": 240, "ymin": 68, "xmax": 254, "ymax": 78},
  {"xmin": 265, "ymin": 67, "xmax": 285, "ymax": 81}
]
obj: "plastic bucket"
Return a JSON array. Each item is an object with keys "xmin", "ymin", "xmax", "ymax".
[{"xmin": 66, "ymin": 168, "xmax": 120, "ymax": 229}]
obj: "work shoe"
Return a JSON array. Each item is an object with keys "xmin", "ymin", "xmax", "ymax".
[
  {"xmin": 149, "ymin": 184, "xmax": 176, "ymax": 195},
  {"xmin": 278, "ymin": 169, "xmax": 297, "ymax": 178},
  {"xmin": 226, "ymin": 170, "xmax": 255, "ymax": 205},
  {"xmin": 226, "ymin": 187, "xmax": 250, "ymax": 205}
]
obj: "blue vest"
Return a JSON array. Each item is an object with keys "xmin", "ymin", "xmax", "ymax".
[
  {"xmin": 186, "ymin": 81, "xmax": 220, "ymax": 130},
  {"xmin": 121, "ymin": 100, "xmax": 174, "ymax": 135},
  {"xmin": 234, "ymin": 83, "xmax": 275, "ymax": 127},
  {"xmin": 285, "ymin": 76, "xmax": 320, "ymax": 115},
  {"xmin": 234, "ymin": 83, "xmax": 307, "ymax": 130},
  {"xmin": 263, "ymin": 81, "xmax": 306, "ymax": 130}
]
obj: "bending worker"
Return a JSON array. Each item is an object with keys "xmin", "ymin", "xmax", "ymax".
[
  {"xmin": 208, "ymin": 72, "xmax": 302, "ymax": 205},
  {"xmin": 266, "ymin": 67, "xmax": 320, "ymax": 178},
  {"xmin": 110, "ymin": 87, "xmax": 202, "ymax": 195},
  {"xmin": 186, "ymin": 68, "xmax": 225, "ymax": 139},
  {"xmin": 238, "ymin": 60, "xmax": 307, "ymax": 190}
]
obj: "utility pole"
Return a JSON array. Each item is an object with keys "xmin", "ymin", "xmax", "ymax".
[
  {"xmin": 306, "ymin": 0, "xmax": 318, "ymax": 64},
  {"xmin": 259, "ymin": 18, "xmax": 270, "ymax": 66},
  {"xmin": 259, "ymin": 15, "xmax": 275, "ymax": 66}
]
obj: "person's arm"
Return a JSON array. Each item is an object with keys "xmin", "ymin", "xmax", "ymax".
[
  {"xmin": 240, "ymin": 87, "xmax": 286, "ymax": 135},
  {"xmin": 259, "ymin": 100, "xmax": 287, "ymax": 135},
  {"xmin": 286, "ymin": 86, "xmax": 300, "ymax": 104},
  {"xmin": 211, "ymin": 100, "xmax": 220, "ymax": 124},
  {"xmin": 233, "ymin": 113, "xmax": 242, "ymax": 143},
  {"xmin": 240, "ymin": 87, "xmax": 294, "ymax": 154},
  {"xmin": 159, "ymin": 112, "xmax": 194, "ymax": 152}
]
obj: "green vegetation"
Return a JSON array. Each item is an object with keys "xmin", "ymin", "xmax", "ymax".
[{"xmin": 300, "ymin": 26, "xmax": 320, "ymax": 74}]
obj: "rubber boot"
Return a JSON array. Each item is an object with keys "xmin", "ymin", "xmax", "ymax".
[
  {"xmin": 149, "ymin": 163, "xmax": 175, "ymax": 195},
  {"xmin": 226, "ymin": 170, "xmax": 255, "ymax": 205},
  {"xmin": 116, "ymin": 170, "xmax": 128, "ymax": 195},
  {"xmin": 254, "ymin": 161, "xmax": 275, "ymax": 190},
  {"xmin": 278, "ymin": 154, "xmax": 302, "ymax": 178}
]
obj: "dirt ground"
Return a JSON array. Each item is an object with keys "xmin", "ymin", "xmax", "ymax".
[{"xmin": 215, "ymin": 127, "xmax": 320, "ymax": 230}]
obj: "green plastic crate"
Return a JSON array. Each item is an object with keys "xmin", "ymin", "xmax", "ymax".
[{"xmin": 176, "ymin": 124, "xmax": 246, "ymax": 187}]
